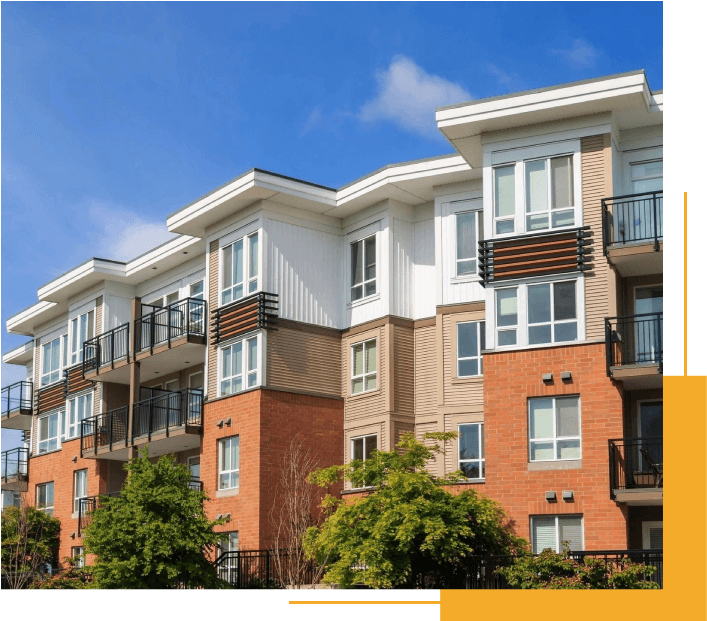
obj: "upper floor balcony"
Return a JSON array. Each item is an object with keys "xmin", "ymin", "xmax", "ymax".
[
  {"xmin": 1, "ymin": 447, "xmax": 29, "ymax": 492},
  {"xmin": 605, "ymin": 313, "xmax": 662, "ymax": 389},
  {"xmin": 82, "ymin": 323, "xmax": 131, "ymax": 384},
  {"xmin": 602, "ymin": 191, "xmax": 663, "ymax": 277},
  {"xmin": 1, "ymin": 381, "xmax": 33, "ymax": 430},
  {"xmin": 80, "ymin": 388, "xmax": 204, "ymax": 460},
  {"xmin": 609, "ymin": 437, "xmax": 663, "ymax": 505}
]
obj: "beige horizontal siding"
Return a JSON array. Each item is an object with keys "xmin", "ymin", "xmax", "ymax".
[
  {"xmin": 414, "ymin": 324, "xmax": 437, "ymax": 417},
  {"xmin": 394, "ymin": 325, "xmax": 414, "ymax": 416}
]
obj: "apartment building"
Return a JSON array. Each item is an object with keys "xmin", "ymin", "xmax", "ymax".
[{"xmin": 1, "ymin": 69, "xmax": 662, "ymax": 567}]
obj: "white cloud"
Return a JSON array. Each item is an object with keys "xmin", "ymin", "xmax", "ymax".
[
  {"xmin": 359, "ymin": 56, "xmax": 472, "ymax": 138},
  {"xmin": 487, "ymin": 63, "xmax": 521, "ymax": 89},
  {"xmin": 551, "ymin": 39, "xmax": 600, "ymax": 68},
  {"xmin": 88, "ymin": 203, "xmax": 177, "ymax": 262},
  {"xmin": 300, "ymin": 105, "xmax": 323, "ymax": 138}
]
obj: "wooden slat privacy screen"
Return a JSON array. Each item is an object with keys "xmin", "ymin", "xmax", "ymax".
[
  {"xmin": 35, "ymin": 381, "xmax": 67, "ymax": 415},
  {"xmin": 210, "ymin": 292, "xmax": 278, "ymax": 344},
  {"xmin": 65, "ymin": 364, "xmax": 92, "ymax": 396}
]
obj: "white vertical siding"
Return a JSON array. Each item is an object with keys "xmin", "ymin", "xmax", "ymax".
[
  {"xmin": 104, "ymin": 295, "xmax": 132, "ymax": 330},
  {"xmin": 391, "ymin": 217, "xmax": 414, "ymax": 319},
  {"xmin": 413, "ymin": 218, "xmax": 436, "ymax": 320}
]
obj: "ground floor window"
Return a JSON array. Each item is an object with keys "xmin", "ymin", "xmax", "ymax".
[
  {"xmin": 458, "ymin": 423, "xmax": 485, "ymax": 481},
  {"xmin": 71, "ymin": 546, "xmax": 85, "ymax": 568},
  {"xmin": 531, "ymin": 515, "xmax": 583, "ymax": 553}
]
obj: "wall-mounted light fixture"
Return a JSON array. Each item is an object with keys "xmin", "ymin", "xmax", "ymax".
[
  {"xmin": 545, "ymin": 491, "xmax": 557, "ymax": 502},
  {"xmin": 542, "ymin": 373, "xmax": 553, "ymax": 383},
  {"xmin": 562, "ymin": 490, "xmax": 574, "ymax": 501},
  {"xmin": 561, "ymin": 371, "xmax": 572, "ymax": 381}
]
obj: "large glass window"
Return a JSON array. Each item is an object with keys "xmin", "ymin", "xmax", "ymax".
[
  {"xmin": 66, "ymin": 392, "xmax": 93, "ymax": 440},
  {"xmin": 41, "ymin": 336, "xmax": 65, "ymax": 386},
  {"xmin": 531, "ymin": 515, "xmax": 583, "ymax": 553},
  {"xmin": 528, "ymin": 281, "xmax": 578, "ymax": 345},
  {"xmin": 631, "ymin": 160, "xmax": 663, "ymax": 193},
  {"xmin": 351, "ymin": 434, "xmax": 378, "ymax": 488},
  {"xmin": 494, "ymin": 165, "xmax": 516, "ymax": 235},
  {"xmin": 218, "ymin": 437, "xmax": 240, "ymax": 490},
  {"xmin": 529, "ymin": 396, "xmax": 581, "ymax": 462},
  {"xmin": 457, "ymin": 321, "xmax": 485, "ymax": 377},
  {"xmin": 351, "ymin": 339, "xmax": 377, "ymax": 394},
  {"xmin": 36, "ymin": 482, "xmax": 54, "ymax": 516},
  {"xmin": 70, "ymin": 310, "xmax": 95, "ymax": 365},
  {"xmin": 458, "ymin": 423, "xmax": 485, "ymax": 480},
  {"xmin": 456, "ymin": 211, "xmax": 483, "ymax": 276},
  {"xmin": 222, "ymin": 233, "xmax": 259, "ymax": 305},
  {"xmin": 496, "ymin": 288, "xmax": 518, "ymax": 347},
  {"xmin": 220, "ymin": 335, "xmax": 259, "ymax": 396},
  {"xmin": 38, "ymin": 411, "xmax": 62, "ymax": 454},
  {"xmin": 73, "ymin": 469, "xmax": 88, "ymax": 513},
  {"xmin": 351, "ymin": 234, "xmax": 376, "ymax": 302},
  {"xmin": 525, "ymin": 155, "xmax": 575, "ymax": 231}
]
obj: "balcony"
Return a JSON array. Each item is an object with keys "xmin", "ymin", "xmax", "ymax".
[
  {"xmin": 609, "ymin": 438, "xmax": 663, "ymax": 505},
  {"xmin": 80, "ymin": 407, "xmax": 130, "ymax": 460},
  {"xmin": 605, "ymin": 313, "xmax": 662, "ymax": 389},
  {"xmin": 78, "ymin": 492, "xmax": 120, "ymax": 536},
  {"xmin": 602, "ymin": 192, "xmax": 663, "ymax": 276},
  {"xmin": 82, "ymin": 323, "xmax": 131, "ymax": 384},
  {"xmin": 134, "ymin": 298, "xmax": 207, "ymax": 380},
  {"xmin": 1, "ymin": 381, "xmax": 33, "ymax": 430},
  {"xmin": 1, "ymin": 448, "xmax": 29, "ymax": 492}
]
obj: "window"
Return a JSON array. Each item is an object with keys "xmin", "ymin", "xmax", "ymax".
[
  {"xmin": 218, "ymin": 437, "xmax": 240, "ymax": 490},
  {"xmin": 70, "ymin": 310, "xmax": 95, "ymax": 365},
  {"xmin": 189, "ymin": 371, "xmax": 204, "ymax": 389},
  {"xmin": 495, "ymin": 288, "xmax": 518, "ymax": 346},
  {"xmin": 38, "ymin": 411, "xmax": 62, "ymax": 454},
  {"xmin": 220, "ymin": 335, "xmax": 259, "ymax": 396},
  {"xmin": 351, "ymin": 434, "xmax": 377, "ymax": 488},
  {"xmin": 350, "ymin": 234, "xmax": 376, "ymax": 302},
  {"xmin": 71, "ymin": 546, "xmax": 85, "ymax": 569},
  {"xmin": 631, "ymin": 160, "xmax": 663, "ymax": 193},
  {"xmin": 528, "ymin": 281, "xmax": 577, "ymax": 345},
  {"xmin": 189, "ymin": 280, "xmax": 204, "ymax": 300},
  {"xmin": 457, "ymin": 321, "xmax": 485, "ymax": 377},
  {"xmin": 456, "ymin": 211, "xmax": 483, "ymax": 276},
  {"xmin": 219, "ymin": 531, "xmax": 239, "ymax": 553},
  {"xmin": 66, "ymin": 392, "xmax": 93, "ymax": 440},
  {"xmin": 458, "ymin": 423, "xmax": 484, "ymax": 480},
  {"xmin": 525, "ymin": 155, "xmax": 575, "ymax": 231},
  {"xmin": 41, "ymin": 336, "xmax": 66, "ymax": 386},
  {"xmin": 37, "ymin": 482, "xmax": 54, "ymax": 516},
  {"xmin": 493, "ymin": 165, "xmax": 516, "ymax": 235},
  {"xmin": 529, "ymin": 396, "xmax": 581, "ymax": 462},
  {"xmin": 218, "ymin": 532, "xmax": 239, "ymax": 581},
  {"xmin": 73, "ymin": 470, "xmax": 88, "ymax": 513},
  {"xmin": 222, "ymin": 233, "xmax": 259, "ymax": 304},
  {"xmin": 351, "ymin": 339, "xmax": 377, "ymax": 394},
  {"xmin": 531, "ymin": 515, "xmax": 583, "ymax": 553}
]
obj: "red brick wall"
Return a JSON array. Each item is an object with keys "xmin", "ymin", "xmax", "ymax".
[{"xmin": 480, "ymin": 342, "xmax": 628, "ymax": 550}]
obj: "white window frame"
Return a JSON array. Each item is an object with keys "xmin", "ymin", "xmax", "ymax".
[
  {"xmin": 495, "ymin": 286, "xmax": 519, "ymax": 348},
  {"xmin": 189, "ymin": 279, "xmax": 205, "ymax": 300},
  {"xmin": 492, "ymin": 164, "xmax": 517, "ymax": 236},
  {"xmin": 528, "ymin": 395, "xmax": 581, "ymax": 462},
  {"xmin": 350, "ymin": 338, "xmax": 377, "ymax": 395},
  {"xmin": 219, "ymin": 531, "xmax": 239, "ymax": 553},
  {"xmin": 456, "ymin": 321, "xmax": 485, "ymax": 377},
  {"xmin": 73, "ymin": 469, "xmax": 88, "ymax": 514},
  {"xmin": 221, "ymin": 232, "xmax": 259, "ymax": 305},
  {"xmin": 71, "ymin": 546, "xmax": 85, "ymax": 568},
  {"xmin": 523, "ymin": 154, "xmax": 577, "ymax": 233},
  {"xmin": 457, "ymin": 423, "xmax": 485, "ymax": 481},
  {"xmin": 531, "ymin": 515, "xmax": 584, "ymax": 553},
  {"xmin": 350, "ymin": 433, "xmax": 378, "ymax": 489},
  {"xmin": 65, "ymin": 392, "xmax": 93, "ymax": 440},
  {"xmin": 70, "ymin": 309, "xmax": 95, "ymax": 365},
  {"xmin": 527, "ymin": 280, "xmax": 579, "ymax": 346},
  {"xmin": 36, "ymin": 482, "xmax": 54, "ymax": 516},
  {"xmin": 41, "ymin": 335, "xmax": 67, "ymax": 387},
  {"xmin": 38, "ymin": 410, "xmax": 62, "ymax": 454},
  {"xmin": 218, "ymin": 333, "xmax": 261, "ymax": 397},
  {"xmin": 350, "ymin": 233, "xmax": 377, "ymax": 303},
  {"xmin": 642, "ymin": 521, "xmax": 663, "ymax": 550},
  {"xmin": 218, "ymin": 436, "xmax": 240, "ymax": 491},
  {"xmin": 454, "ymin": 209, "xmax": 483, "ymax": 278}
]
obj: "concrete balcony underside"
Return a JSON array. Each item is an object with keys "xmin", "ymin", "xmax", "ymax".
[
  {"xmin": 606, "ymin": 242, "xmax": 662, "ymax": 277},
  {"xmin": 82, "ymin": 425, "xmax": 202, "ymax": 461},
  {"xmin": 1, "ymin": 408, "xmax": 33, "ymax": 430},
  {"xmin": 610, "ymin": 363, "xmax": 662, "ymax": 390},
  {"xmin": 612, "ymin": 488, "xmax": 663, "ymax": 506},
  {"xmin": 1, "ymin": 475, "xmax": 28, "ymax": 492}
]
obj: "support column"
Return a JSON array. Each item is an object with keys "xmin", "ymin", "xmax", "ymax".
[{"xmin": 127, "ymin": 297, "xmax": 142, "ymax": 451}]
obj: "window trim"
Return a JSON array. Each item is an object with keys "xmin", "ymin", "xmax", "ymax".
[
  {"xmin": 40, "ymin": 335, "xmax": 67, "ymax": 387},
  {"xmin": 73, "ymin": 469, "xmax": 88, "ymax": 514},
  {"xmin": 458, "ymin": 423, "xmax": 485, "ymax": 482},
  {"xmin": 350, "ymin": 233, "xmax": 377, "ymax": 303},
  {"xmin": 220, "ymin": 232, "xmax": 260, "ymax": 306},
  {"xmin": 218, "ymin": 436, "xmax": 240, "ymax": 491},
  {"xmin": 350, "ymin": 338, "xmax": 378, "ymax": 396},
  {"xmin": 530, "ymin": 515, "xmax": 584, "ymax": 553},
  {"xmin": 70, "ymin": 309, "xmax": 95, "ymax": 365},
  {"xmin": 38, "ymin": 409, "xmax": 63, "ymax": 454},
  {"xmin": 71, "ymin": 546, "xmax": 85, "ymax": 568},
  {"xmin": 454, "ymin": 208, "xmax": 483, "ymax": 279},
  {"xmin": 36, "ymin": 482, "xmax": 55, "ymax": 516},
  {"xmin": 523, "ymin": 153, "xmax": 577, "ymax": 233},
  {"xmin": 528, "ymin": 395, "xmax": 582, "ymax": 463},
  {"xmin": 217, "ymin": 333, "xmax": 262, "ymax": 398},
  {"xmin": 527, "ymin": 280, "xmax": 579, "ymax": 346},
  {"xmin": 455, "ymin": 320, "xmax": 485, "ymax": 378},
  {"xmin": 350, "ymin": 433, "xmax": 379, "ymax": 489},
  {"xmin": 65, "ymin": 391, "xmax": 93, "ymax": 441}
]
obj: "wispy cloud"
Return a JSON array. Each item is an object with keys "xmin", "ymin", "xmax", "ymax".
[
  {"xmin": 299, "ymin": 105, "xmax": 323, "ymax": 138},
  {"xmin": 358, "ymin": 56, "xmax": 472, "ymax": 138},
  {"xmin": 550, "ymin": 39, "xmax": 601, "ymax": 68},
  {"xmin": 88, "ymin": 203, "xmax": 177, "ymax": 262},
  {"xmin": 487, "ymin": 63, "xmax": 522, "ymax": 90}
]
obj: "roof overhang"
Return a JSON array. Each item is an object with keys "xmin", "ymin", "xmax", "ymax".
[
  {"xmin": 2, "ymin": 340, "xmax": 35, "ymax": 365},
  {"xmin": 436, "ymin": 70, "xmax": 662, "ymax": 168},
  {"xmin": 6, "ymin": 300, "xmax": 67, "ymax": 337}
]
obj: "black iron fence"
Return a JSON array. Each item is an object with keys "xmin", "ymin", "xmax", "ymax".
[
  {"xmin": 132, "ymin": 388, "xmax": 203, "ymax": 440},
  {"xmin": 605, "ymin": 313, "xmax": 663, "ymax": 373},
  {"xmin": 1, "ymin": 381, "xmax": 33, "ymax": 416},
  {"xmin": 135, "ymin": 298, "xmax": 207, "ymax": 354},
  {"xmin": 83, "ymin": 323, "xmax": 130, "ymax": 374},
  {"xmin": 80, "ymin": 407, "xmax": 129, "ymax": 457},
  {"xmin": 602, "ymin": 191, "xmax": 663, "ymax": 252},
  {"xmin": 77, "ymin": 492, "xmax": 121, "ymax": 536},
  {"xmin": 1, "ymin": 447, "xmax": 29, "ymax": 484},
  {"xmin": 215, "ymin": 549, "xmax": 315, "ymax": 588},
  {"xmin": 609, "ymin": 437, "xmax": 663, "ymax": 496}
]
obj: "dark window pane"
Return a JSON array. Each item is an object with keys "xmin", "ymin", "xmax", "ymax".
[
  {"xmin": 459, "ymin": 425, "xmax": 480, "ymax": 460},
  {"xmin": 496, "ymin": 289, "xmax": 518, "ymax": 326},
  {"xmin": 351, "ymin": 285, "xmax": 363, "ymax": 302},
  {"xmin": 458, "ymin": 359, "xmax": 479, "ymax": 377},
  {"xmin": 351, "ymin": 241, "xmax": 363, "ymax": 286},
  {"xmin": 498, "ymin": 330, "xmax": 516, "ymax": 346},
  {"xmin": 457, "ymin": 212, "xmax": 476, "ymax": 260},
  {"xmin": 460, "ymin": 462, "xmax": 480, "ymax": 479},
  {"xmin": 554, "ymin": 322, "xmax": 577, "ymax": 342},
  {"xmin": 496, "ymin": 219, "xmax": 514, "ymax": 235},
  {"xmin": 529, "ymin": 324, "xmax": 552, "ymax": 345},
  {"xmin": 457, "ymin": 323, "xmax": 478, "ymax": 359},
  {"xmin": 365, "ymin": 281, "xmax": 376, "ymax": 296},
  {"xmin": 554, "ymin": 281, "xmax": 576, "ymax": 321},
  {"xmin": 352, "ymin": 438, "xmax": 364, "ymax": 461},
  {"xmin": 528, "ymin": 284, "xmax": 551, "ymax": 324},
  {"xmin": 364, "ymin": 236, "xmax": 376, "ymax": 280},
  {"xmin": 457, "ymin": 259, "xmax": 476, "ymax": 275},
  {"xmin": 364, "ymin": 436, "xmax": 377, "ymax": 459}
]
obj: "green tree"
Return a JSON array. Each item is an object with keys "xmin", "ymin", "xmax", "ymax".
[
  {"xmin": 1, "ymin": 502, "xmax": 61, "ymax": 589},
  {"xmin": 30, "ymin": 555, "xmax": 94, "ymax": 589},
  {"xmin": 82, "ymin": 448, "xmax": 226, "ymax": 588},
  {"xmin": 303, "ymin": 432, "xmax": 526, "ymax": 588},
  {"xmin": 496, "ymin": 546, "xmax": 661, "ymax": 589}
]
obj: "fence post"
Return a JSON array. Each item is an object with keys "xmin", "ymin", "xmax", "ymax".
[
  {"xmin": 94, "ymin": 418, "xmax": 99, "ymax": 457},
  {"xmin": 652, "ymin": 192, "xmax": 659, "ymax": 251},
  {"xmin": 656, "ymin": 313, "xmax": 663, "ymax": 374},
  {"xmin": 608, "ymin": 440, "xmax": 615, "ymax": 500},
  {"xmin": 266, "ymin": 551, "xmax": 271, "ymax": 588},
  {"xmin": 109, "ymin": 412, "xmax": 114, "ymax": 452}
]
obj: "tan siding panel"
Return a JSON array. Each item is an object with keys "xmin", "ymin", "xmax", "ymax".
[
  {"xmin": 207, "ymin": 240, "xmax": 219, "ymax": 399},
  {"xmin": 394, "ymin": 325, "xmax": 414, "ymax": 416},
  {"xmin": 415, "ymin": 420, "xmax": 441, "ymax": 476},
  {"xmin": 414, "ymin": 325, "xmax": 437, "ymax": 417}
]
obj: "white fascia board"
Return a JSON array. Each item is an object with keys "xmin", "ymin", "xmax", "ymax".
[
  {"xmin": 254, "ymin": 171, "xmax": 336, "ymax": 207},
  {"xmin": 124, "ymin": 235, "xmax": 202, "ymax": 278},
  {"xmin": 436, "ymin": 73, "xmax": 648, "ymax": 133},
  {"xmin": 37, "ymin": 259, "xmax": 127, "ymax": 302},
  {"xmin": 2, "ymin": 340, "xmax": 34, "ymax": 365},
  {"xmin": 6, "ymin": 301, "xmax": 59, "ymax": 336}
]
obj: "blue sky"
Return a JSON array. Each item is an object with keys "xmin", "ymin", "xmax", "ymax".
[{"xmin": 1, "ymin": 2, "xmax": 662, "ymax": 447}]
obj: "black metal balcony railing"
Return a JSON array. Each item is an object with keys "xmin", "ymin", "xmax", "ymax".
[
  {"xmin": 1, "ymin": 381, "xmax": 33, "ymax": 417},
  {"xmin": 188, "ymin": 477, "xmax": 203, "ymax": 491},
  {"xmin": 83, "ymin": 323, "xmax": 130, "ymax": 374},
  {"xmin": 609, "ymin": 437, "xmax": 663, "ymax": 497},
  {"xmin": 602, "ymin": 191, "xmax": 663, "ymax": 253},
  {"xmin": 78, "ymin": 492, "xmax": 120, "ymax": 536},
  {"xmin": 80, "ymin": 407, "xmax": 129, "ymax": 457},
  {"xmin": 605, "ymin": 313, "xmax": 663, "ymax": 374},
  {"xmin": 132, "ymin": 388, "xmax": 203, "ymax": 440},
  {"xmin": 135, "ymin": 298, "xmax": 207, "ymax": 354},
  {"xmin": 1, "ymin": 447, "xmax": 29, "ymax": 484},
  {"xmin": 210, "ymin": 291, "xmax": 278, "ymax": 344}
]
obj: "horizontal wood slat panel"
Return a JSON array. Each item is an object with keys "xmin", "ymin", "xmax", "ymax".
[{"xmin": 210, "ymin": 292, "xmax": 279, "ymax": 344}]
